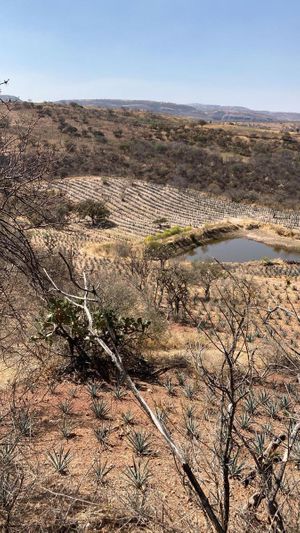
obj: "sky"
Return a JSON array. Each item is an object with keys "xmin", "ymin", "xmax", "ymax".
[{"xmin": 1, "ymin": 0, "xmax": 299, "ymax": 112}]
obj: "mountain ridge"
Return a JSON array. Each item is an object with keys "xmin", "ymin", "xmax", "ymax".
[
  {"xmin": 2, "ymin": 95, "xmax": 300, "ymax": 122},
  {"xmin": 55, "ymin": 98, "xmax": 300, "ymax": 122},
  {"xmin": 0, "ymin": 94, "xmax": 20, "ymax": 102}
]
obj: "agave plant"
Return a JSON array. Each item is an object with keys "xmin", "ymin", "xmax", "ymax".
[
  {"xmin": 183, "ymin": 383, "xmax": 197, "ymax": 400},
  {"xmin": 68, "ymin": 387, "xmax": 77, "ymax": 399},
  {"xmin": 264, "ymin": 400, "xmax": 279, "ymax": 419},
  {"xmin": 124, "ymin": 458, "xmax": 151, "ymax": 490},
  {"xmin": 47, "ymin": 446, "xmax": 72, "ymax": 475},
  {"xmin": 175, "ymin": 371, "xmax": 186, "ymax": 387},
  {"xmin": 94, "ymin": 423, "xmax": 112, "ymax": 446},
  {"xmin": 184, "ymin": 404, "xmax": 197, "ymax": 419},
  {"xmin": 184, "ymin": 414, "xmax": 200, "ymax": 440},
  {"xmin": 113, "ymin": 384, "xmax": 127, "ymax": 401},
  {"xmin": 244, "ymin": 395, "xmax": 257, "ymax": 415},
  {"xmin": 238, "ymin": 412, "xmax": 252, "ymax": 430},
  {"xmin": 164, "ymin": 378, "xmax": 176, "ymax": 396},
  {"xmin": 87, "ymin": 383, "xmax": 99, "ymax": 399},
  {"xmin": 92, "ymin": 458, "xmax": 114, "ymax": 484},
  {"xmin": 0, "ymin": 467, "xmax": 24, "ymax": 512},
  {"xmin": 128, "ymin": 431, "xmax": 153, "ymax": 456},
  {"xmin": 48, "ymin": 380, "xmax": 58, "ymax": 395},
  {"xmin": 122, "ymin": 410, "xmax": 135, "ymax": 426},
  {"xmin": 279, "ymin": 395, "xmax": 292, "ymax": 413},
  {"xmin": 264, "ymin": 422, "xmax": 273, "ymax": 436},
  {"xmin": 257, "ymin": 390, "xmax": 270, "ymax": 406},
  {"xmin": 291, "ymin": 441, "xmax": 300, "ymax": 470},
  {"xmin": 13, "ymin": 408, "xmax": 34, "ymax": 438},
  {"xmin": 254, "ymin": 432, "xmax": 266, "ymax": 456},
  {"xmin": 59, "ymin": 418, "xmax": 75, "ymax": 440},
  {"xmin": 0, "ymin": 440, "xmax": 18, "ymax": 465},
  {"xmin": 154, "ymin": 405, "xmax": 168, "ymax": 425},
  {"xmin": 228, "ymin": 450, "xmax": 246, "ymax": 480},
  {"xmin": 285, "ymin": 383, "xmax": 298, "ymax": 398},
  {"xmin": 91, "ymin": 399, "xmax": 110, "ymax": 420},
  {"xmin": 58, "ymin": 399, "xmax": 73, "ymax": 416}
]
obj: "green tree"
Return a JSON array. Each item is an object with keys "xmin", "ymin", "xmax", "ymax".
[{"xmin": 76, "ymin": 199, "xmax": 110, "ymax": 227}]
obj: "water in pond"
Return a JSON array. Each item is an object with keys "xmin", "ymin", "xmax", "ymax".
[{"xmin": 180, "ymin": 238, "xmax": 300, "ymax": 263}]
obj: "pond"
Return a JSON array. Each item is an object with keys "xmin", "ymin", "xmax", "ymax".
[{"xmin": 179, "ymin": 237, "xmax": 300, "ymax": 263}]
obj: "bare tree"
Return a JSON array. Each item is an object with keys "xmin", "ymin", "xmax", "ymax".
[
  {"xmin": 189, "ymin": 273, "xmax": 300, "ymax": 532},
  {"xmin": 0, "ymin": 91, "xmax": 70, "ymax": 287}
]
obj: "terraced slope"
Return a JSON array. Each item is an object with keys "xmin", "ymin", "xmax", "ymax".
[{"xmin": 57, "ymin": 176, "xmax": 300, "ymax": 236}]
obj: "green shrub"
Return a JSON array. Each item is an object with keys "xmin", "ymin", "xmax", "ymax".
[{"xmin": 144, "ymin": 225, "xmax": 191, "ymax": 243}]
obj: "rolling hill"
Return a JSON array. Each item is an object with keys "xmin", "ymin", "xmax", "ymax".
[{"xmin": 56, "ymin": 99, "xmax": 300, "ymax": 123}]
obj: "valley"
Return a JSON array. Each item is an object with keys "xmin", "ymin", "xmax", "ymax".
[{"xmin": 1, "ymin": 101, "xmax": 300, "ymax": 532}]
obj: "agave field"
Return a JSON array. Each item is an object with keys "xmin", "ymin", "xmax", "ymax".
[
  {"xmin": 57, "ymin": 176, "xmax": 300, "ymax": 237},
  {"xmin": 2, "ymin": 92, "xmax": 300, "ymax": 532},
  {"xmin": 1, "ymin": 266, "xmax": 299, "ymax": 531}
]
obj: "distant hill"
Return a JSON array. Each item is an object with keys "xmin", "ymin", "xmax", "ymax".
[
  {"xmin": 2, "ymin": 95, "xmax": 300, "ymax": 122},
  {"xmin": 56, "ymin": 98, "xmax": 300, "ymax": 122},
  {"xmin": 3, "ymin": 100, "xmax": 300, "ymax": 208},
  {"xmin": 0, "ymin": 94, "xmax": 20, "ymax": 102}
]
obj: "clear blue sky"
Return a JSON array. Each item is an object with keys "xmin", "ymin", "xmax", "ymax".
[{"xmin": 1, "ymin": 0, "xmax": 299, "ymax": 111}]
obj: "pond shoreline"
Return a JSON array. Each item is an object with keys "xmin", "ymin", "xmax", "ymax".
[
  {"xmin": 244, "ymin": 228, "xmax": 300, "ymax": 253},
  {"xmin": 149, "ymin": 220, "xmax": 300, "ymax": 262},
  {"xmin": 180, "ymin": 236, "xmax": 300, "ymax": 263}
]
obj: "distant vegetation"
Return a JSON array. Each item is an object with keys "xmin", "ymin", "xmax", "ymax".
[{"xmin": 7, "ymin": 101, "xmax": 300, "ymax": 209}]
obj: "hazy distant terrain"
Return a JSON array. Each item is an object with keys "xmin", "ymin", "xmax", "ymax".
[
  {"xmin": 0, "ymin": 94, "xmax": 20, "ymax": 102},
  {"xmin": 3, "ymin": 95, "xmax": 300, "ymax": 121},
  {"xmin": 56, "ymin": 98, "xmax": 300, "ymax": 122}
]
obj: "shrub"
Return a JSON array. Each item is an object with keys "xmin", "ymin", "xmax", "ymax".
[
  {"xmin": 62, "ymin": 123, "xmax": 79, "ymax": 136},
  {"xmin": 93, "ymin": 130, "xmax": 107, "ymax": 143},
  {"xmin": 189, "ymin": 260, "xmax": 224, "ymax": 301},
  {"xmin": 113, "ymin": 128, "xmax": 123, "ymax": 138},
  {"xmin": 36, "ymin": 297, "xmax": 152, "ymax": 380},
  {"xmin": 0, "ymin": 116, "xmax": 10, "ymax": 128},
  {"xmin": 145, "ymin": 225, "xmax": 191, "ymax": 243},
  {"xmin": 25, "ymin": 189, "xmax": 72, "ymax": 228}
]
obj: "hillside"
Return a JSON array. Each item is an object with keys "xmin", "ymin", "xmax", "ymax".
[
  {"xmin": 2, "ymin": 98, "xmax": 300, "ymax": 533},
  {"xmin": 56, "ymin": 176, "xmax": 300, "ymax": 239},
  {"xmin": 5, "ymin": 100, "xmax": 300, "ymax": 208},
  {"xmin": 56, "ymin": 99, "xmax": 300, "ymax": 122}
]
